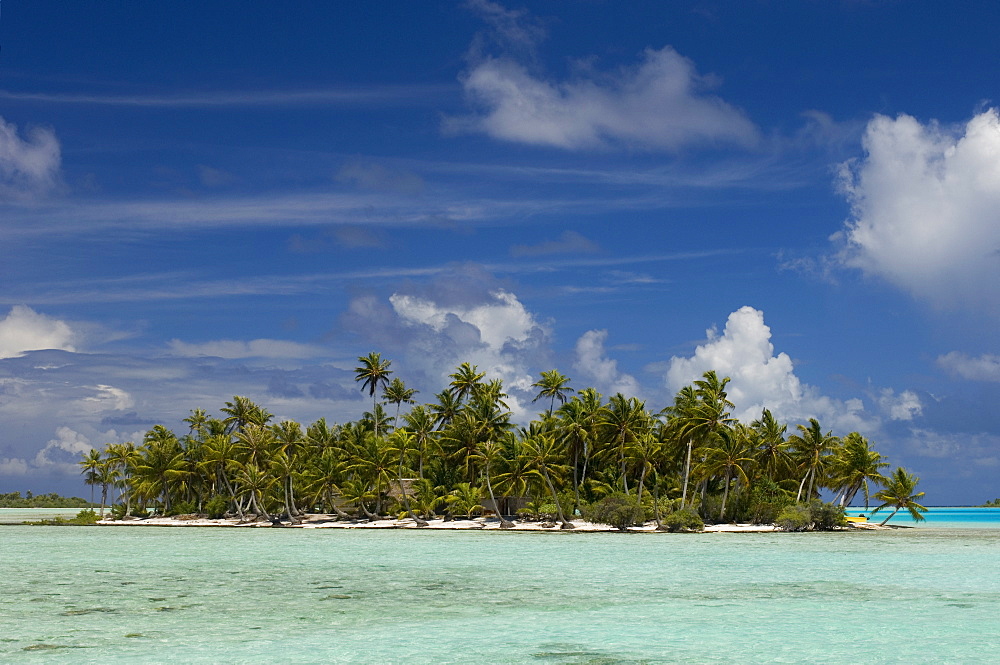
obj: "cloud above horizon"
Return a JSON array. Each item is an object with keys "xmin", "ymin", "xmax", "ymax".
[
  {"xmin": 573, "ymin": 329, "xmax": 641, "ymax": 398},
  {"xmin": 0, "ymin": 306, "xmax": 76, "ymax": 359},
  {"xmin": 937, "ymin": 351, "xmax": 1000, "ymax": 382},
  {"xmin": 453, "ymin": 2, "xmax": 757, "ymax": 151},
  {"xmin": 663, "ymin": 306, "xmax": 915, "ymax": 433},
  {"xmin": 836, "ymin": 109, "xmax": 1000, "ymax": 310},
  {"xmin": 0, "ymin": 116, "xmax": 61, "ymax": 200}
]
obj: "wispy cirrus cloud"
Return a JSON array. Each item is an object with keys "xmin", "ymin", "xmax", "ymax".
[{"xmin": 0, "ymin": 85, "xmax": 454, "ymax": 109}]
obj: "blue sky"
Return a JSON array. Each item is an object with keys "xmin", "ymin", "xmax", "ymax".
[{"xmin": 1, "ymin": 1, "xmax": 999, "ymax": 503}]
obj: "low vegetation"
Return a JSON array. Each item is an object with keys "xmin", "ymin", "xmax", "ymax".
[{"xmin": 0, "ymin": 491, "xmax": 95, "ymax": 508}]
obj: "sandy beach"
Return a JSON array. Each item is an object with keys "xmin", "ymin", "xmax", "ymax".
[{"xmin": 93, "ymin": 514, "xmax": 804, "ymax": 531}]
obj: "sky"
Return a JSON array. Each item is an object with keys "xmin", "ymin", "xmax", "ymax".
[{"xmin": 1, "ymin": 1, "xmax": 999, "ymax": 503}]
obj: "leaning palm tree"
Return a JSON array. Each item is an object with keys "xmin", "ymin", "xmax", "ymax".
[
  {"xmin": 870, "ymin": 467, "xmax": 927, "ymax": 526},
  {"xmin": 828, "ymin": 432, "xmax": 889, "ymax": 508},
  {"xmin": 522, "ymin": 432, "xmax": 574, "ymax": 529},
  {"xmin": 531, "ymin": 369, "xmax": 574, "ymax": 418},
  {"xmin": 354, "ymin": 352, "xmax": 393, "ymax": 433}
]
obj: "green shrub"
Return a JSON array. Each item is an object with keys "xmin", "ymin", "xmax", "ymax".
[
  {"xmin": 582, "ymin": 493, "xmax": 645, "ymax": 530},
  {"xmin": 73, "ymin": 509, "xmax": 99, "ymax": 525},
  {"xmin": 130, "ymin": 506, "xmax": 150, "ymax": 518},
  {"xmin": 809, "ymin": 500, "xmax": 847, "ymax": 530},
  {"xmin": 662, "ymin": 507, "xmax": 704, "ymax": 532},
  {"xmin": 204, "ymin": 495, "xmax": 230, "ymax": 519},
  {"xmin": 167, "ymin": 500, "xmax": 197, "ymax": 517},
  {"xmin": 775, "ymin": 504, "xmax": 812, "ymax": 531},
  {"xmin": 109, "ymin": 503, "xmax": 128, "ymax": 520}
]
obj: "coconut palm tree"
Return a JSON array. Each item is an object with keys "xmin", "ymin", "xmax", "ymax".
[
  {"xmin": 470, "ymin": 439, "xmax": 516, "ymax": 528},
  {"xmin": 401, "ymin": 405, "xmax": 436, "ymax": 478},
  {"xmin": 79, "ymin": 448, "xmax": 103, "ymax": 505},
  {"xmin": 828, "ymin": 432, "xmax": 889, "ymax": 508},
  {"xmin": 354, "ymin": 352, "xmax": 393, "ymax": 433},
  {"xmin": 788, "ymin": 418, "xmax": 839, "ymax": 502},
  {"xmin": 448, "ymin": 362, "xmax": 485, "ymax": 405},
  {"xmin": 382, "ymin": 377, "xmax": 417, "ymax": 432},
  {"xmin": 870, "ymin": 467, "xmax": 927, "ymax": 525},
  {"xmin": 697, "ymin": 426, "xmax": 756, "ymax": 521},
  {"xmin": 522, "ymin": 432, "xmax": 574, "ymax": 529},
  {"xmin": 531, "ymin": 369, "xmax": 574, "ymax": 418}
]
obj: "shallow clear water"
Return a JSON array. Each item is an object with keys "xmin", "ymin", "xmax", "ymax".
[
  {"xmin": 3, "ymin": 520, "xmax": 1000, "ymax": 663},
  {"xmin": 0, "ymin": 508, "xmax": 94, "ymax": 524}
]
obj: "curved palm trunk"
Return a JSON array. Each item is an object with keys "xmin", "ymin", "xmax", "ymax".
[
  {"xmin": 540, "ymin": 465, "xmax": 574, "ymax": 529},
  {"xmin": 879, "ymin": 507, "xmax": 900, "ymax": 526},
  {"xmin": 398, "ymin": 460, "xmax": 428, "ymax": 527},
  {"xmin": 681, "ymin": 439, "xmax": 693, "ymax": 509},
  {"xmin": 720, "ymin": 468, "xmax": 731, "ymax": 521},
  {"xmin": 484, "ymin": 460, "xmax": 515, "ymax": 529}
]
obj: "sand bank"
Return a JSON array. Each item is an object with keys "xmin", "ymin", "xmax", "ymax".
[{"xmin": 93, "ymin": 514, "xmax": 819, "ymax": 532}]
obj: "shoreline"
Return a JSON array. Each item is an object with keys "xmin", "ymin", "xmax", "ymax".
[{"xmin": 84, "ymin": 514, "xmax": 891, "ymax": 532}]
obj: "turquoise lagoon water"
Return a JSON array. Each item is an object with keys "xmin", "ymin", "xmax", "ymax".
[
  {"xmin": 0, "ymin": 508, "xmax": 94, "ymax": 524},
  {"xmin": 3, "ymin": 511, "xmax": 1000, "ymax": 663}
]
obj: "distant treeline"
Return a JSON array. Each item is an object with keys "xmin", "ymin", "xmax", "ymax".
[{"xmin": 0, "ymin": 491, "xmax": 95, "ymax": 508}]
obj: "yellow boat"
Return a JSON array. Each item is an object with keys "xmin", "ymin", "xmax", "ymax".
[{"xmin": 845, "ymin": 515, "xmax": 868, "ymax": 523}]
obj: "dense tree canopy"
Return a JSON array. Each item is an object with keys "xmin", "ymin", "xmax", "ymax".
[{"xmin": 79, "ymin": 357, "xmax": 922, "ymax": 527}]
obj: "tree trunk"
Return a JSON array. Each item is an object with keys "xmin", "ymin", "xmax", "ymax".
[
  {"xmin": 681, "ymin": 439, "xmax": 693, "ymax": 509},
  {"xmin": 541, "ymin": 465, "xmax": 574, "ymax": 529},
  {"xmin": 719, "ymin": 469, "xmax": 731, "ymax": 522},
  {"xmin": 879, "ymin": 507, "xmax": 900, "ymax": 526},
  {"xmin": 485, "ymin": 461, "xmax": 515, "ymax": 529}
]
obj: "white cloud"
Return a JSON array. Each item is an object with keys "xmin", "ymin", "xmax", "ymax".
[
  {"xmin": 391, "ymin": 289, "xmax": 542, "ymax": 353},
  {"xmin": 937, "ymin": 351, "xmax": 1000, "ymax": 382},
  {"xmin": 167, "ymin": 338, "xmax": 325, "ymax": 360},
  {"xmin": 573, "ymin": 329, "xmax": 641, "ymax": 397},
  {"xmin": 876, "ymin": 387, "xmax": 923, "ymax": 421},
  {"xmin": 664, "ymin": 306, "xmax": 877, "ymax": 432},
  {"xmin": 32, "ymin": 426, "xmax": 97, "ymax": 473},
  {"xmin": 0, "ymin": 306, "xmax": 76, "ymax": 359},
  {"xmin": 82, "ymin": 385, "xmax": 135, "ymax": 412},
  {"xmin": 0, "ymin": 457, "xmax": 29, "ymax": 475},
  {"xmin": 455, "ymin": 46, "xmax": 758, "ymax": 151},
  {"xmin": 837, "ymin": 109, "xmax": 1000, "ymax": 309},
  {"xmin": 0, "ymin": 116, "xmax": 61, "ymax": 199}
]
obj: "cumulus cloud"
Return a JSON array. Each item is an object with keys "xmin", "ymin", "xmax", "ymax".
[
  {"xmin": 876, "ymin": 387, "xmax": 923, "ymax": 421},
  {"xmin": 453, "ymin": 3, "xmax": 756, "ymax": 151},
  {"xmin": 573, "ymin": 329, "xmax": 641, "ymax": 397},
  {"xmin": 664, "ymin": 306, "xmax": 888, "ymax": 432},
  {"xmin": 343, "ymin": 266, "xmax": 551, "ymax": 416},
  {"xmin": 455, "ymin": 46, "xmax": 758, "ymax": 151},
  {"xmin": 836, "ymin": 109, "xmax": 1000, "ymax": 309},
  {"xmin": 0, "ymin": 306, "xmax": 76, "ymax": 359},
  {"xmin": 510, "ymin": 230, "xmax": 599, "ymax": 257},
  {"xmin": 937, "ymin": 351, "xmax": 1000, "ymax": 382},
  {"xmin": 0, "ymin": 116, "xmax": 61, "ymax": 199},
  {"xmin": 167, "ymin": 338, "xmax": 325, "ymax": 359}
]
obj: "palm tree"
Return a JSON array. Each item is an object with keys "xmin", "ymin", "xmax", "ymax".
[
  {"xmin": 602, "ymin": 393, "xmax": 650, "ymax": 495},
  {"xmin": 401, "ymin": 405, "xmax": 436, "ymax": 478},
  {"xmin": 531, "ymin": 369, "xmax": 574, "ymax": 418},
  {"xmin": 354, "ymin": 352, "xmax": 393, "ymax": 433},
  {"xmin": 79, "ymin": 448, "xmax": 103, "ymax": 505},
  {"xmin": 522, "ymin": 433, "xmax": 574, "ymax": 529},
  {"xmin": 788, "ymin": 418, "xmax": 839, "ymax": 502},
  {"xmin": 828, "ymin": 432, "xmax": 889, "ymax": 508},
  {"xmin": 470, "ymin": 439, "xmax": 515, "ymax": 528},
  {"xmin": 448, "ymin": 362, "xmax": 485, "ymax": 405},
  {"xmin": 870, "ymin": 468, "xmax": 927, "ymax": 525},
  {"xmin": 697, "ymin": 426, "xmax": 756, "ymax": 521},
  {"xmin": 385, "ymin": 430, "xmax": 428, "ymax": 526},
  {"xmin": 382, "ymin": 377, "xmax": 417, "ymax": 432}
]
